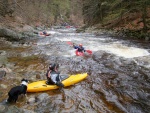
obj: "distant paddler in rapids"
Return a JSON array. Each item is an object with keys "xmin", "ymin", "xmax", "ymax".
[{"xmin": 39, "ymin": 31, "xmax": 51, "ymax": 36}]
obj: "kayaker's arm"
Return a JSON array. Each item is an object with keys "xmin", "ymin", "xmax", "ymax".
[
  {"xmin": 48, "ymin": 71, "xmax": 51, "ymax": 78},
  {"xmin": 73, "ymin": 43, "xmax": 79, "ymax": 49}
]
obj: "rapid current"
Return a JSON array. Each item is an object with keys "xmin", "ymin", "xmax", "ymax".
[{"xmin": 0, "ymin": 27, "xmax": 150, "ymax": 113}]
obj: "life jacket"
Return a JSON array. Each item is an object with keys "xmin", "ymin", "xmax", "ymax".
[
  {"xmin": 74, "ymin": 45, "xmax": 85, "ymax": 52},
  {"xmin": 77, "ymin": 46, "xmax": 84, "ymax": 52},
  {"xmin": 49, "ymin": 71, "xmax": 61, "ymax": 84},
  {"xmin": 46, "ymin": 63, "xmax": 59, "ymax": 77}
]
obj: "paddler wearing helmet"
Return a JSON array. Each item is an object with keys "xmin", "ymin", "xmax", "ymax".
[{"xmin": 73, "ymin": 43, "xmax": 86, "ymax": 53}]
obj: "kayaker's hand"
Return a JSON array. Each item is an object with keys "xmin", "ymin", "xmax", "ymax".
[
  {"xmin": 56, "ymin": 82, "xmax": 64, "ymax": 88},
  {"xmin": 48, "ymin": 71, "xmax": 51, "ymax": 78},
  {"xmin": 72, "ymin": 43, "xmax": 75, "ymax": 46}
]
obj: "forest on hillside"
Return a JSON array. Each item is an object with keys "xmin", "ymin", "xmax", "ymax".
[
  {"xmin": 0, "ymin": 0, "xmax": 150, "ymax": 40},
  {"xmin": 0, "ymin": 0, "xmax": 83, "ymax": 26}
]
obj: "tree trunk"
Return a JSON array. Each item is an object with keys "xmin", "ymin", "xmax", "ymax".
[
  {"xmin": 0, "ymin": 0, "xmax": 9, "ymax": 16},
  {"xmin": 142, "ymin": 1, "xmax": 147, "ymax": 33}
]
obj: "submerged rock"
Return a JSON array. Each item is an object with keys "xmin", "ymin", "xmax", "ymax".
[
  {"xmin": 0, "ymin": 104, "xmax": 6, "ymax": 113},
  {"xmin": 0, "ymin": 71, "xmax": 6, "ymax": 79}
]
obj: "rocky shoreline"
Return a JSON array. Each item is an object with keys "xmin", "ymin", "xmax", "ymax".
[{"xmin": 77, "ymin": 26, "xmax": 150, "ymax": 41}]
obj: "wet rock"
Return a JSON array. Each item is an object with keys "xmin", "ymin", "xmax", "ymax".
[
  {"xmin": 7, "ymin": 105, "xmax": 24, "ymax": 113},
  {"xmin": 92, "ymin": 50, "xmax": 111, "ymax": 62},
  {"xmin": 0, "ymin": 105, "xmax": 6, "ymax": 113},
  {"xmin": 37, "ymin": 93, "xmax": 50, "ymax": 102},
  {"xmin": 92, "ymin": 83, "xmax": 103, "ymax": 93},
  {"xmin": 27, "ymin": 97, "xmax": 36, "ymax": 104},
  {"xmin": 0, "ymin": 84, "xmax": 7, "ymax": 89},
  {"xmin": 22, "ymin": 109, "xmax": 36, "ymax": 113},
  {"xmin": 145, "ymin": 36, "xmax": 150, "ymax": 41},
  {"xmin": 1, "ymin": 68, "xmax": 12, "ymax": 73},
  {"xmin": 76, "ymin": 28, "xmax": 85, "ymax": 33},
  {"xmin": 0, "ymin": 91, "xmax": 3, "ymax": 97},
  {"xmin": 22, "ymin": 25, "xmax": 34, "ymax": 32},
  {"xmin": 0, "ymin": 64, "xmax": 2, "ymax": 68},
  {"xmin": 0, "ymin": 55, "xmax": 7, "ymax": 65},
  {"xmin": 0, "ymin": 50, "xmax": 6, "ymax": 55},
  {"xmin": 36, "ymin": 74, "xmax": 41, "ymax": 79},
  {"xmin": 0, "ymin": 27, "xmax": 22, "ymax": 41},
  {"xmin": 63, "ymin": 100, "xmax": 74, "ymax": 109},
  {"xmin": 0, "ymin": 70, "xmax": 6, "ymax": 79},
  {"xmin": 79, "ymin": 99, "xmax": 93, "ymax": 112}
]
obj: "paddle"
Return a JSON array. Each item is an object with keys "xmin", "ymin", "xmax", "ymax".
[
  {"xmin": 67, "ymin": 41, "xmax": 92, "ymax": 54},
  {"xmin": 67, "ymin": 41, "xmax": 73, "ymax": 45}
]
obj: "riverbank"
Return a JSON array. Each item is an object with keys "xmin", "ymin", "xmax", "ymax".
[
  {"xmin": 76, "ymin": 25, "xmax": 150, "ymax": 42},
  {"xmin": 0, "ymin": 16, "xmax": 39, "ymax": 42},
  {"xmin": 1, "ymin": 14, "xmax": 150, "ymax": 44}
]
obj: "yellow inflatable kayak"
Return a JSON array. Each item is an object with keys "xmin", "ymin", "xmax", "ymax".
[{"xmin": 27, "ymin": 73, "xmax": 88, "ymax": 92}]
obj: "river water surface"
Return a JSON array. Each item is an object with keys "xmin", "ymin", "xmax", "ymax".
[{"xmin": 0, "ymin": 27, "xmax": 150, "ymax": 113}]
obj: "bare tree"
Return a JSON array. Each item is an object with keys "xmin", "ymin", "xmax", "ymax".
[{"xmin": 0, "ymin": 0, "xmax": 9, "ymax": 16}]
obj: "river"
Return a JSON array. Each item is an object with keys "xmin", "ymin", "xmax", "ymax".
[{"xmin": 0, "ymin": 27, "xmax": 150, "ymax": 113}]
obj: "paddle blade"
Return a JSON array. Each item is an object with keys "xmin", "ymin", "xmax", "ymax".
[
  {"xmin": 67, "ymin": 41, "xmax": 73, "ymax": 45},
  {"xmin": 86, "ymin": 50, "xmax": 92, "ymax": 54}
]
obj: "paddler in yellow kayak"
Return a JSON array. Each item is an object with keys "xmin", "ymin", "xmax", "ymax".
[{"xmin": 46, "ymin": 63, "xmax": 64, "ymax": 89}]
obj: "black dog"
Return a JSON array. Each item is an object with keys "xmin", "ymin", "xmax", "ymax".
[{"xmin": 6, "ymin": 78, "xmax": 28, "ymax": 103}]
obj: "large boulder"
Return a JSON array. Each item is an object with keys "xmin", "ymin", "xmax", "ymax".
[
  {"xmin": 22, "ymin": 25, "xmax": 34, "ymax": 32},
  {"xmin": 0, "ymin": 27, "xmax": 21, "ymax": 41}
]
